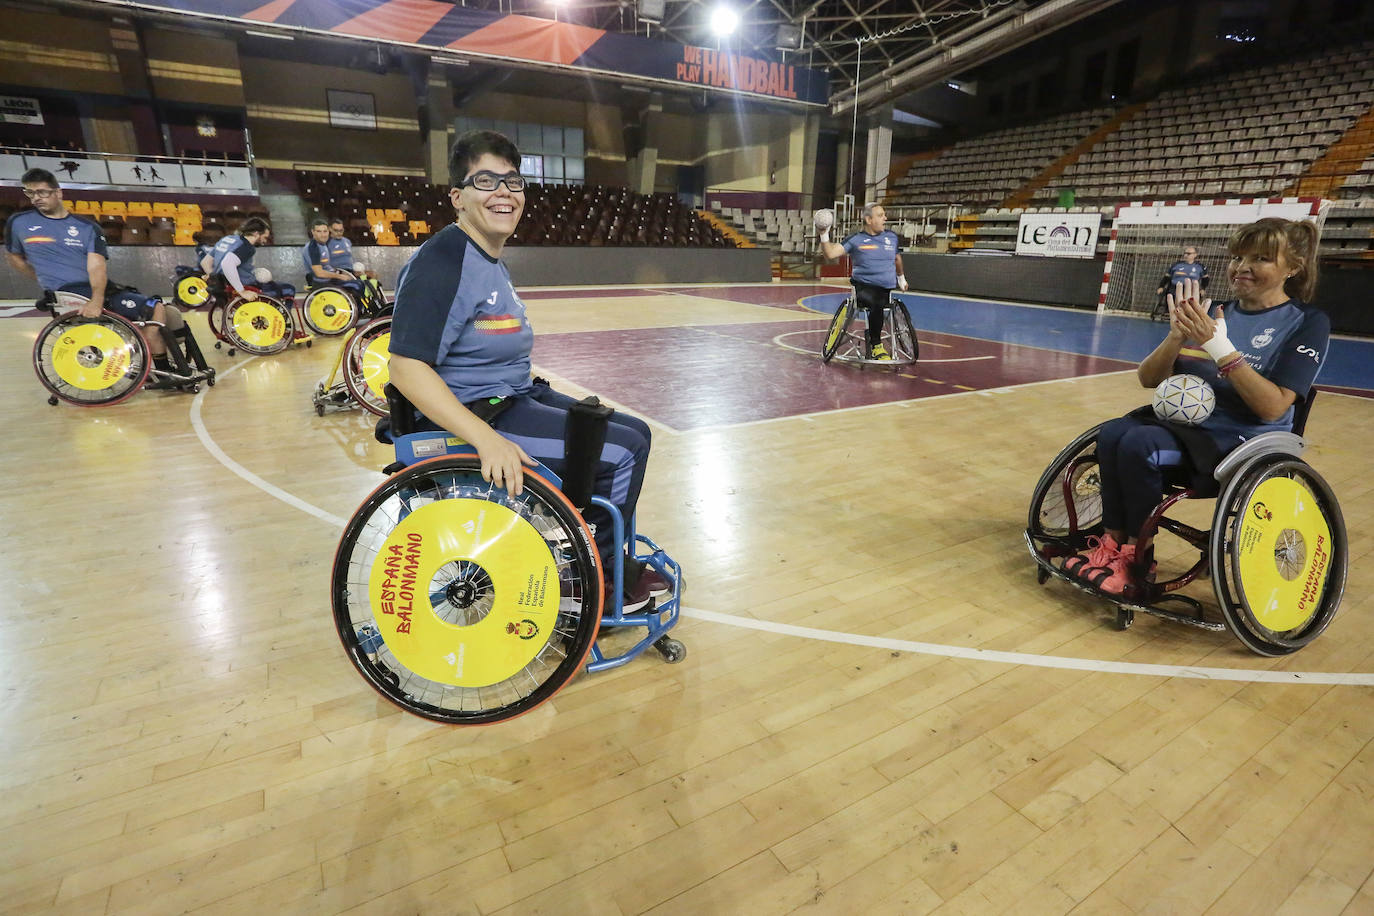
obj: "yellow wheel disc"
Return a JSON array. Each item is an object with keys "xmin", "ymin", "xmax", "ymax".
[
  {"xmin": 176, "ymin": 275, "xmax": 209, "ymax": 307},
  {"xmin": 826, "ymin": 310, "xmax": 846, "ymax": 351},
  {"xmin": 308, "ymin": 289, "xmax": 354, "ymax": 332},
  {"xmin": 361, "ymin": 331, "xmax": 391, "ymax": 398},
  {"xmin": 367, "ymin": 499, "xmax": 561, "ymax": 688},
  {"xmin": 50, "ymin": 323, "xmax": 136, "ymax": 391},
  {"xmin": 1234, "ymin": 476, "xmax": 1334, "ymax": 632},
  {"xmin": 231, "ymin": 301, "xmax": 288, "ymax": 347}
]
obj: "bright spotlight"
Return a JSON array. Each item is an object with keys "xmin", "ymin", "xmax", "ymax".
[{"xmin": 710, "ymin": 5, "xmax": 739, "ymax": 37}]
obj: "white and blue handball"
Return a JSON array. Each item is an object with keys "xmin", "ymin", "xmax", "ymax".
[{"xmin": 1152, "ymin": 373, "xmax": 1216, "ymax": 426}]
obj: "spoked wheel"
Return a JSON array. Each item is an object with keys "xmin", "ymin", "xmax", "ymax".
[
  {"xmin": 222, "ymin": 297, "xmax": 294, "ymax": 356},
  {"xmin": 1211, "ymin": 455, "xmax": 1347, "ymax": 656},
  {"xmin": 1027, "ymin": 423, "xmax": 1105, "ymax": 544},
  {"xmin": 887, "ymin": 301, "xmax": 919, "ymax": 365},
  {"xmin": 332, "ymin": 456, "xmax": 605, "ymax": 724},
  {"xmin": 821, "ymin": 296, "xmax": 855, "ymax": 363},
  {"xmin": 32, "ymin": 311, "xmax": 150, "ymax": 406},
  {"xmin": 173, "ymin": 273, "xmax": 210, "ymax": 309},
  {"xmin": 343, "ymin": 315, "xmax": 392, "ymax": 417},
  {"xmin": 301, "ymin": 286, "xmax": 358, "ymax": 337}
]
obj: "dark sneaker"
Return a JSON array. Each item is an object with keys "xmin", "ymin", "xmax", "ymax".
[
  {"xmin": 614, "ymin": 573, "xmax": 653, "ymax": 613},
  {"xmin": 638, "ymin": 564, "xmax": 671, "ymax": 597}
]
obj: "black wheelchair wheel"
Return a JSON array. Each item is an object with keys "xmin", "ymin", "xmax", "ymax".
[
  {"xmin": 822, "ymin": 296, "xmax": 855, "ymax": 363},
  {"xmin": 888, "ymin": 301, "xmax": 919, "ymax": 364},
  {"xmin": 342, "ymin": 315, "xmax": 392, "ymax": 418},
  {"xmin": 32, "ymin": 311, "xmax": 150, "ymax": 406},
  {"xmin": 1210, "ymin": 454, "xmax": 1347, "ymax": 656},
  {"xmin": 332, "ymin": 456, "xmax": 605, "ymax": 724},
  {"xmin": 1027, "ymin": 423, "xmax": 1105, "ymax": 543},
  {"xmin": 222, "ymin": 297, "xmax": 294, "ymax": 355},
  {"xmin": 301, "ymin": 286, "xmax": 358, "ymax": 337}
]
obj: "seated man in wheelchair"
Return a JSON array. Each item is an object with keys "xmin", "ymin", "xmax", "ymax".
[
  {"xmin": 387, "ymin": 128, "xmax": 668, "ymax": 613},
  {"xmin": 1152, "ymin": 244, "xmax": 1210, "ymax": 320},
  {"xmin": 817, "ymin": 202, "xmax": 908, "ymax": 359},
  {"xmin": 200, "ymin": 216, "xmax": 293, "ymax": 304},
  {"xmin": 1061, "ymin": 218, "xmax": 1329, "ymax": 597},
  {"xmin": 6, "ymin": 167, "xmax": 184, "ymax": 374},
  {"xmin": 303, "ymin": 218, "xmax": 365, "ymax": 296}
]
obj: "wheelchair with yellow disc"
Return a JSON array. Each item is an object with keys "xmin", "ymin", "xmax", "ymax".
[
  {"xmin": 32, "ymin": 289, "xmax": 215, "ymax": 406},
  {"xmin": 821, "ymin": 291, "xmax": 918, "ymax": 368},
  {"xmin": 312, "ymin": 310, "xmax": 392, "ymax": 417},
  {"xmin": 1025, "ymin": 394, "xmax": 1347, "ymax": 655},
  {"xmin": 331, "ymin": 386, "xmax": 684, "ymax": 723},
  {"xmin": 299, "ymin": 271, "xmax": 390, "ymax": 338},
  {"xmin": 172, "ymin": 266, "xmax": 306, "ymax": 357}
]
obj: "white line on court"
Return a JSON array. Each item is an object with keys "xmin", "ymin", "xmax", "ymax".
[
  {"xmin": 187, "ymin": 377, "xmax": 1373, "ymax": 686},
  {"xmin": 771, "ymin": 329, "xmax": 983, "ymax": 360}
]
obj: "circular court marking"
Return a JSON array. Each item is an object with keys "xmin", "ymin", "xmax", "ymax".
[
  {"xmin": 772, "ymin": 329, "xmax": 994, "ymax": 362},
  {"xmin": 187, "ymin": 362, "xmax": 1374, "ymax": 686}
]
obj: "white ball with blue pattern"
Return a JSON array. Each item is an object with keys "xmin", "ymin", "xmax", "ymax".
[{"xmin": 1152, "ymin": 373, "xmax": 1216, "ymax": 426}]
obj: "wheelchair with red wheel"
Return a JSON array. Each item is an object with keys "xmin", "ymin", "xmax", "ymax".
[
  {"xmin": 1025, "ymin": 394, "xmax": 1348, "ymax": 655},
  {"xmin": 32, "ymin": 289, "xmax": 215, "ymax": 406},
  {"xmin": 173, "ymin": 265, "xmax": 303, "ymax": 357},
  {"xmin": 331, "ymin": 385, "xmax": 685, "ymax": 723}
]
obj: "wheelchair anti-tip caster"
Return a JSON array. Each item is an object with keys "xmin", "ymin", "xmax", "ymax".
[
  {"xmin": 655, "ymin": 636, "xmax": 686, "ymax": 664},
  {"xmin": 1036, "ymin": 566, "xmax": 1050, "ymax": 585},
  {"xmin": 47, "ymin": 395, "xmax": 58, "ymax": 406},
  {"xmin": 1115, "ymin": 606, "xmax": 1134, "ymax": 631}
]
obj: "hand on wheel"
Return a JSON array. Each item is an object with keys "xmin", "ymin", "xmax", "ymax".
[
  {"xmin": 78, "ymin": 299, "xmax": 102, "ymax": 319},
  {"xmin": 473, "ymin": 429, "xmax": 536, "ymax": 497}
]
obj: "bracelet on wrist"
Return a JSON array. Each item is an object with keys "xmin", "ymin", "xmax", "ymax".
[{"xmin": 1217, "ymin": 354, "xmax": 1245, "ymax": 376}]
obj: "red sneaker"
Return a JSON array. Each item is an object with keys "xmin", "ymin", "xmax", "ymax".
[
  {"xmin": 1061, "ymin": 533, "xmax": 1120, "ymax": 580},
  {"xmin": 1087, "ymin": 543, "xmax": 1157, "ymax": 596}
]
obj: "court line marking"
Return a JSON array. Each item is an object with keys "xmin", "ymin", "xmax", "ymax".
[
  {"xmin": 187, "ymin": 377, "xmax": 1373, "ymax": 686},
  {"xmin": 771, "ymin": 329, "xmax": 985, "ymax": 361}
]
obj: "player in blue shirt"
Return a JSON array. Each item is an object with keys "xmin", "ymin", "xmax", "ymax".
[
  {"xmin": 387, "ymin": 129, "xmax": 666, "ymax": 610},
  {"xmin": 1062, "ymin": 218, "xmax": 1329, "ymax": 596},
  {"xmin": 1156, "ymin": 245, "xmax": 1210, "ymax": 298},
  {"xmin": 327, "ymin": 219, "xmax": 359, "ymax": 273},
  {"xmin": 6, "ymin": 168, "xmax": 170, "ymax": 362},
  {"xmin": 201, "ymin": 217, "xmax": 274, "ymax": 300},
  {"xmin": 818, "ymin": 203, "xmax": 908, "ymax": 359},
  {"xmin": 302, "ymin": 218, "xmax": 363, "ymax": 297}
]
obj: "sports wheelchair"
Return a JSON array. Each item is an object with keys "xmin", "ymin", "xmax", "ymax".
[
  {"xmin": 172, "ymin": 266, "xmax": 304, "ymax": 357},
  {"xmin": 331, "ymin": 385, "xmax": 685, "ymax": 723},
  {"xmin": 1025, "ymin": 395, "xmax": 1348, "ymax": 655},
  {"xmin": 312, "ymin": 312, "xmax": 393, "ymax": 417},
  {"xmin": 32, "ymin": 290, "xmax": 215, "ymax": 406},
  {"xmin": 299, "ymin": 271, "xmax": 389, "ymax": 338},
  {"xmin": 821, "ymin": 292, "xmax": 919, "ymax": 368}
]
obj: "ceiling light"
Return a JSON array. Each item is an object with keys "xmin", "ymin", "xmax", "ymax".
[{"xmin": 710, "ymin": 5, "xmax": 739, "ymax": 37}]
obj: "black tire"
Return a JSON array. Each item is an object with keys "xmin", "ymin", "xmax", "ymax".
[
  {"xmin": 822, "ymin": 296, "xmax": 855, "ymax": 363},
  {"xmin": 342, "ymin": 315, "xmax": 392, "ymax": 418},
  {"xmin": 1210, "ymin": 455, "xmax": 1347, "ymax": 656},
  {"xmin": 1027, "ymin": 423, "xmax": 1106, "ymax": 544},
  {"xmin": 301, "ymin": 286, "xmax": 358, "ymax": 337},
  {"xmin": 222, "ymin": 297, "xmax": 293, "ymax": 356},
  {"xmin": 32, "ymin": 311, "xmax": 150, "ymax": 407},
  {"xmin": 888, "ymin": 301, "xmax": 919, "ymax": 364},
  {"xmin": 332, "ymin": 456, "xmax": 604, "ymax": 723}
]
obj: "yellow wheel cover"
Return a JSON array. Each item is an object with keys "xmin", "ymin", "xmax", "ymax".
[
  {"xmin": 361, "ymin": 332, "xmax": 391, "ymax": 398},
  {"xmin": 50, "ymin": 323, "xmax": 135, "ymax": 391},
  {"xmin": 367, "ymin": 499, "xmax": 561, "ymax": 688},
  {"xmin": 826, "ymin": 309, "xmax": 846, "ymax": 351},
  {"xmin": 1234, "ymin": 476, "xmax": 1334, "ymax": 632},
  {"xmin": 231, "ymin": 301, "xmax": 288, "ymax": 347},
  {"xmin": 308, "ymin": 289, "xmax": 354, "ymax": 332},
  {"xmin": 176, "ymin": 275, "xmax": 209, "ymax": 307}
]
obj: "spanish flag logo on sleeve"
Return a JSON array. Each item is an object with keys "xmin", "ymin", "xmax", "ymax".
[{"xmin": 473, "ymin": 314, "xmax": 523, "ymax": 335}]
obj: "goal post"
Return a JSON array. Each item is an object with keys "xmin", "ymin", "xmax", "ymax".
[{"xmin": 1099, "ymin": 199, "xmax": 1330, "ymax": 316}]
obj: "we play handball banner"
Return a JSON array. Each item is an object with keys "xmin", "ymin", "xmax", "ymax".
[
  {"xmin": 1015, "ymin": 211, "xmax": 1101, "ymax": 259},
  {"xmin": 94, "ymin": 0, "xmax": 827, "ymax": 106}
]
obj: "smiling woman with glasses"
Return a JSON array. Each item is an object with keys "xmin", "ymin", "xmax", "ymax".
[{"xmin": 384, "ymin": 129, "xmax": 667, "ymax": 612}]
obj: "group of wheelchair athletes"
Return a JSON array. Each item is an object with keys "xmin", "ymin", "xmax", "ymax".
[{"xmin": 8, "ymin": 129, "xmax": 1350, "ymax": 719}]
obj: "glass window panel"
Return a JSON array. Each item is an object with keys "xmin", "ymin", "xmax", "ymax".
[
  {"xmin": 542, "ymin": 125, "xmax": 564, "ymax": 153},
  {"xmin": 565, "ymin": 128, "xmax": 584, "ymax": 157},
  {"xmin": 545, "ymin": 156, "xmax": 563, "ymax": 179},
  {"xmin": 518, "ymin": 123, "xmax": 542, "ymax": 152},
  {"xmin": 565, "ymin": 157, "xmax": 584, "ymax": 181}
]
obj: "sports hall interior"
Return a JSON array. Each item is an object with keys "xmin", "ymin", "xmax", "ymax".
[{"xmin": 3, "ymin": 0, "xmax": 1374, "ymax": 913}]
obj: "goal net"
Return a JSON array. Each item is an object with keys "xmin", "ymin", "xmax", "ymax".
[{"xmin": 1100, "ymin": 200, "xmax": 1329, "ymax": 315}]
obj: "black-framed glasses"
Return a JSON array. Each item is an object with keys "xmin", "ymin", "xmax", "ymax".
[
  {"xmin": 457, "ymin": 171, "xmax": 526, "ymax": 192},
  {"xmin": 22, "ymin": 188, "xmax": 57, "ymax": 199}
]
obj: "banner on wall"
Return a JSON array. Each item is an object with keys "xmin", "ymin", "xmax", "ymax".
[
  {"xmin": 83, "ymin": 0, "xmax": 828, "ymax": 106},
  {"xmin": 327, "ymin": 90, "xmax": 378, "ymax": 130},
  {"xmin": 1, "ymin": 151, "xmax": 253, "ymax": 191},
  {"xmin": 0, "ymin": 96, "xmax": 43, "ymax": 125},
  {"xmin": 1015, "ymin": 212, "xmax": 1101, "ymax": 259}
]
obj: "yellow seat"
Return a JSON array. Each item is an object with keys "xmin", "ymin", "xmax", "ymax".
[
  {"xmin": 152, "ymin": 202, "xmax": 177, "ymax": 218},
  {"xmin": 409, "ymin": 220, "xmax": 429, "ymax": 235},
  {"xmin": 385, "ymin": 208, "xmax": 405, "ymax": 223},
  {"xmin": 173, "ymin": 228, "xmax": 196, "ymax": 245},
  {"xmin": 101, "ymin": 201, "xmax": 127, "ymax": 218},
  {"xmin": 72, "ymin": 200, "xmax": 97, "ymax": 215},
  {"xmin": 127, "ymin": 201, "xmax": 152, "ymax": 217},
  {"xmin": 177, "ymin": 203, "xmax": 201, "ymax": 217}
]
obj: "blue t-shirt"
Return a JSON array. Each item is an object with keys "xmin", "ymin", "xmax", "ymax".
[
  {"xmin": 389, "ymin": 223, "xmax": 534, "ymax": 403},
  {"xmin": 327, "ymin": 235, "xmax": 354, "ymax": 271},
  {"xmin": 843, "ymin": 230, "xmax": 901, "ymax": 289},
  {"xmin": 4, "ymin": 209, "xmax": 106, "ymax": 291},
  {"xmin": 1174, "ymin": 298, "xmax": 1329, "ymax": 450},
  {"xmin": 302, "ymin": 239, "xmax": 332, "ymax": 279},
  {"xmin": 1163, "ymin": 260, "xmax": 1209, "ymax": 290},
  {"xmin": 209, "ymin": 234, "xmax": 258, "ymax": 288}
]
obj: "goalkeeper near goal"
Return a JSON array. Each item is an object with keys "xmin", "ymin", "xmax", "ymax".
[
  {"xmin": 1152, "ymin": 244, "xmax": 1210, "ymax": 320},
  {"xmin": 816, "ymin": 204, "xmax": 908, "ymax": 360}
]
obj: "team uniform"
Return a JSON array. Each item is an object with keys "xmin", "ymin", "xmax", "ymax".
[
  {"xmin": 4, "ymin": 209, "xmax": 149, "ymax": 319},
  {"xmin": 326, "ymin": 235, "xmax": 355, "ymax": 273},
  {"xmin": 208, "ymin": 233, "xmax": 261, "ymax": 291},
  {"xmin": 842, "ymin": 229, "xmax": 902, "ymax": 353},
  {"xmin": 302, "ymin": 239, "xmax": 362, "ymax": 294},
  {"xmin": 1095, "ymin": 298, "xmax": 1329, "ymax": 536},
  {"xmin": 1161, "ymin": 259, "xmax": 1210, "ymax": 291},
  {"xmin": 389, "ymin": 223, "xmax": 651, "ymax": 570}
]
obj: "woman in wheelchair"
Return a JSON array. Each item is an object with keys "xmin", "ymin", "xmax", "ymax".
[
  {"xmin": 1061, "ymin": 217, "xmax": 1329, "ymax": 597},
  {"xmin": 387, "ymin": 129, "xmax": 668, "ymax": 612}
]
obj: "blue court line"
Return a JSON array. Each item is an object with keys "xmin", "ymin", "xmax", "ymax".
[{"xmin": 799, "ymin": 292, "xmax": 1374, "ymax": 392}]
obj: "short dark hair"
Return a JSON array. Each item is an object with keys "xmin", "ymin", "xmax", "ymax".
[
  {"xmin": 328, "ymin": 217, "xmax": 344, "ymax": 227},
  {"xmin": 240, "ymin": 217, "xmax": 271, "ymax": 237},
  {"xmin": 449, "ymin": 129, "xmax": 520, "ymax": 187},
  {"xmin": 310, "ymin": 217, "xmax": 330, "ymax": 230},
  {"xmin": 21, "ymin": 168, "xmax": 58, "ymax": 188}
]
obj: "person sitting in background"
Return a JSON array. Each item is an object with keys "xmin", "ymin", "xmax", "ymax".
[
  {"xmin": 302, "ymin": 218, "xmax": 363, "ymax": 294},
  {"xmin": 202, "ymin": 217, "xmax": 282, "ymax": 301}
]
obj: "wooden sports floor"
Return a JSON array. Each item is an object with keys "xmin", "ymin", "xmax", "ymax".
[{"xmin": 3, "ymin": 282, "xmax": 1374, "ymax": 915}]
